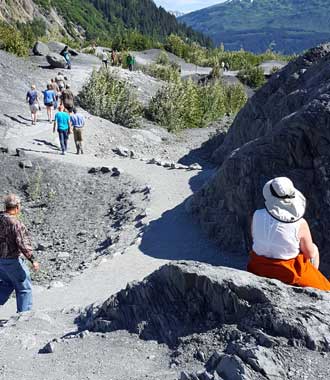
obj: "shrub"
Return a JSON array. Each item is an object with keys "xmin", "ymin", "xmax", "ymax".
[
  {"xmin": 237, "ymin": 65, "xmax": 266, "ymax": 88},
  {"xmin": 147, "ymin": 78, "xmax": 247, "ymax": 132},
  {"xmin": 141, "ymin": 63, "xmax": 180, "ymax": 82},
  {"xmin": 0, "ymin": 23, "xmax": 28, "ymax": 56},
  {"xmin": 156, "ymin": 50, "xmax": 170, "ymax": 66},
  {"xmin": 79, "ymin": 68, "xmax": 142, "ymax": 128}
]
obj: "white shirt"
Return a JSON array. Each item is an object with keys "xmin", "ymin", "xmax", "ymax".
[{"xmin": 252, "ymin": 208, "xmax": 301, "ymax": 260}]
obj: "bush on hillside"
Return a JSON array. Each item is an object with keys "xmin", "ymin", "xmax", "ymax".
[
  {"xmin": 156, "ymin": 50, "xmax": 170, "ymax": 65},
  {"xmin": 0, "ymin": 23, "xmax": 28, "ymax": 56},
  {"xmin": 147, "ymin": 78, "xmax": 247, "ymax": 132},
  {"xmin": 79, "ymin": 68, "xmax": 142, "ymax": 128},
  {"xmin": 237, "ymin": 65, "xmax": 266, "ymax": 88},
  {"xmin": 141, "ymin": 63, "xmax": 180, "ymax": 82}
]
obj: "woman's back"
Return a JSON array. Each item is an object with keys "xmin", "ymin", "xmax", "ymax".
[{"xmin": 252, "ymin": 208, "xmax": 301, "ymax": 260}]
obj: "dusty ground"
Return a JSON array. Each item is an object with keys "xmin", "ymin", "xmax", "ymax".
[{"xmin": 0, "ymin": 48, "xmax": 240, "ymax": 380}]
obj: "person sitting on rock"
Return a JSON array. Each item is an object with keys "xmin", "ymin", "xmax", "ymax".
[
  {"xmin": 60, "ymin": 46, "xmax": 71, "ymax": 70},
  {"xmin": 248, "ymin": 177, "xmax": 330, "ymax": 291}
]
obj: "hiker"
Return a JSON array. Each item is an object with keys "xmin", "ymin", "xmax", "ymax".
[
  {"xmin": 43, "ymin": 83, "xmax": 56, "ymax": 122},
  {"xmin": 61, "ymin": 84, "xmax": 74, "ymax": 113},
  {"xmin": 53, "ymin": 104, "xmax": 71, "ymax": 155},
  {"xmin": 224, "ymin": 62, "xmax": 230, "ymax": 71},
  {"xmin": 126, "ymin": 53, "xmax": 135, "ymax": 71},
  {"xmin": 248, "ymin": 177, "xmax": 330, "ymax": 291},
  {"xmin": 111, "ymin": 50, "xmax": 117, "ymax": 66},
  {"xmin": 55, "ymin": 72, "xmax": 66, "ymax": 89},
  {"xmin": 26, "ymin": 84, "xmax": 40, "ymax": 125},
  {"xmin": 70, "ymin": 107, "xmax": 85, "ymax": 154},
  {"xmin": 102, "ymin": 50, "xmax": 108, "ymax": 68},
  {"xmin": 221, "ymin": 61, "xmax": 225, "ymax": 71},
  {"xmin": 60, "ymin": 46, "xmax": 71, "ymax": 69},
  {"xmin": 50, "ymin": 79, "xmax": 60, "ymax": 110},
  {"xmin": 0, "ymin": 194, "xmax": 39, "ymax": 313}
]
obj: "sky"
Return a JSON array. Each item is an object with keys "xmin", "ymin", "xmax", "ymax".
[{"xmin": 153, "ymin": 0, "xmax": 224, "ymax": 13}]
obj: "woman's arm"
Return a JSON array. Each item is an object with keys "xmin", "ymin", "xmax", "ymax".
[{"xmin": 299, "ymin": 219, "xmax": 317, "ymax": 259}]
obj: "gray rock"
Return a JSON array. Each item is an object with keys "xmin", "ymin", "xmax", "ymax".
[
  {"xmin": 100, "ymin": 166, "xmax": 111, "ymax": 174},
  {"xmin": 196, "ymin": 350, "xmax": 206, "ymax": 362},
  {"xmin": 47, "ymin": 41, "xmax": 79, "ymax": 56},
  {"xmin": 189, "ymin": 163, "xmax": 202, "ymax": 171},
  {"xmin": 0, "ymin": 146, "xmax": 8, "ymax": 154},
  {"xmin": 197, "ymin": 370, "xmax": 213, "ymax": 380},
  {"xmin": 111, "ymin": 167, "xmax": 121, "ymax": 177},
  {"xmin": 180, "ymin": 371, "xmax": 191, "ymax": 380},
  {"xmin": 216, "ymin": 354, "xmax": 254, "ymax": 380},
  {"xmin": 16, "ymin": 148, "xmax": 25, "ymax": 157},
  {"xmin": 113, "ymin": 146, "xmax": 136, "ymax": 158},
  {"xmin": 190, "ymin": 43, "xmax": 330, "ymax": 268},
  {"xmin": 32, "ymin": 41, "xmax": 49, "ymax": 56},
  {"xmin": 46, "ymin": 53, "xmax": 67, "ymax": 69},
  {"xmin": 39, "ymin": 341, "xmax": 56, "ymax": 354},
  {"xmin": 206, "ymin": 351, "xmax": 223, "ymax": 372},
  {"xmin": 81, "ymin": 262, "xmax": 330, "ymax": 352},
  {"xmin": 19, "ymin": 160, "xmax": 33, "ymax": 169}
]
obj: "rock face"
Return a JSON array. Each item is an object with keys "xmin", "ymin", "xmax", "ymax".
[
  {"xmin": 190, "ymin": 44, "xmax": 330, "ymax": 274},
  {"xmin": 81, "ymin": 262, "xmax": 330, "ymax": 378},
  {"xmin": 32, "ymin": 41, "xmax": 49, "ymax": 56},
  {"xmin": 46, "ymin": 53, "xmax": 67, "ymax": 69}
]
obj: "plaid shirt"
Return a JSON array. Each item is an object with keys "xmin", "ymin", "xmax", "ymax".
[{"xmin": 0, "ymin": 212, "xmax": 33, "ymax": 260}]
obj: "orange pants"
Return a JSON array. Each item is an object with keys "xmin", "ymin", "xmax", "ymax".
[{"xmin": 247, "ymin": 252, "xmax": 330, "ymax": 291}]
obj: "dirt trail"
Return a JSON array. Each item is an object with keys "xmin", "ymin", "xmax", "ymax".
[{"xmin": 0, "ymin": 55, "xmax": 240, "ymax": 318}]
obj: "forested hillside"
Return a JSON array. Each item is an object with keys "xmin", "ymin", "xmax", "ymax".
[
  {"xmin": 180, "ymin": 0, "xmax": 330, "ymax": 53},
  {"xmin": 33, "ymin": 0, "xmax": 212, "ymax": 48}
]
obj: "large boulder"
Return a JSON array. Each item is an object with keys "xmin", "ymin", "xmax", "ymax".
[
  {"xmin": 189, "ymin": 43, "xmax": 330, "ymax": 274},
  {"xmin": 32, "ymin": 41, "xmax": 49, "ymax": 56},
  {"xmin": 46, "ymin": 53, "xmax": 67, "ymax": 69},
  {"xmin": 80, "ymin": 262, "xmax": 330, "ymax": 377},
  {"xmin": 47, "ymin": 41, "xmax": 79, "ymax": 56}
]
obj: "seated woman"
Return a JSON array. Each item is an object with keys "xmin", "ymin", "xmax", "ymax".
[{"xmin": 248, "ymin": 177, "xmax": 330, "ymax": 291}]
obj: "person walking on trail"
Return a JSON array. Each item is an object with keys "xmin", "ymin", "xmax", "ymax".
[
  {"xmin": 102, "ymin": 50, "xmax": 109, "ymax": 69},
  {"xmin": 55, "ymin": 72, "xmax": 66, "ymax": 90},
  {"xmin": 61, "ymin": 84, "xmax": 74, "ymax": 113},
  {"xmin": 53, "ymin": 104, "xmax": 72, "ymax": 155},
  {"xmin": 0, "ymin": 194, "xmax": 39, "ymax": 313},
  {"xmin": 126, "ymin": 53, "xmax": 135, "ymax": 71},
  {"xmin": 43, "ymin": 83, "xmax": 56, "ymax": 122},
  {"xmin": 60, "ymin": 46, "xmax": 71, "ymax": 70},
  {"xmin": 70, "ymin": 107, "xmax": 85, "ymax": 155},
  {"xmin": 111, "ymin": 50, "xmax": 117, "ymax": 66},
  {"xmin": 26, "ymin": 84, "xmax": 40, "ymax": 125},
  {"xmin": 50, "ymin": 78, "xmax": 60, "ymax": 110}
]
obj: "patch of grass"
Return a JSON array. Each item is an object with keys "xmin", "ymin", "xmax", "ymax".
[
  {"xmin": 237, "ymin": 65, "xmax": 266, "ymax": 88},
  {"xmin": 0, "ymin": 23, "xmax": 29, "ymax": 56}
]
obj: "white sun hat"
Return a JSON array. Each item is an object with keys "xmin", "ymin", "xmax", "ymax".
[{"xmin": 262, "ymin": 177, "xmax": 306, "ymax": 223}]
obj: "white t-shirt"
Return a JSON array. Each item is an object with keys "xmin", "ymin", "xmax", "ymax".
[
  {"xmin": 252, "ymin": 208, "xmax": 301, "ymax": 260},
  {"xmin": 102, "ymin": 52, "xmax": 108, "ymax": 61}
]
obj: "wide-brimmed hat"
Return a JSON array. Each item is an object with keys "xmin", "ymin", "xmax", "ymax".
[{"xmin": 262, "ymin": 177, "xmax": 306, "ymax": 223}]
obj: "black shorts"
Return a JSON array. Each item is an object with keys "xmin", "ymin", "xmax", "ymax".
[{"xmin": 45, "ymin": 102, "xmax": 53, "ymax": 107}]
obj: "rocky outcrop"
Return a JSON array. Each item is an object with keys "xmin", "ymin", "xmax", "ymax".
[
  {"xmin": 46, "ymin": 53, "xmax": 67, "ymax": 69},
  {"xmin": 81, "ymin": 262, "xmax": 330, "ymax": 349},
  {"xmin": 33, "ymin": 41, "xmax": 49, "ymax": 56},
  {"xmin": 81, "ymin": 262, "xmax": 330, "ymax": 378},
  {"xmin": 189, "ymin": 44, "xmax": 330, "ymax": 273}
]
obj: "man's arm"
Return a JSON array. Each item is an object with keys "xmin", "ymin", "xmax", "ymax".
[
  {"xmin": 14, "ymin": 223, "xmax": 39, "ymax": 271},
  {"xmin": 53, "ymin": 115, "xmax": 57, "ymax": 133}
]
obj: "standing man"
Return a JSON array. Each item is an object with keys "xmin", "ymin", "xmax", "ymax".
[
  {"xmin": 61, "ymin": 84, "xmax": 74, "ymax": 113},
  {"xmin": 102, "ymin": 50, "xmax": 109, "ymax": 69},
  {"xmin": 0, "ymin": 194, "xmax": 39, "ymax": 313},
  {"xmin": 26, "ymin": 84, "xmax": 40, "ymax": 125},
  {"xmin": 70, "ymin": 107, "xmax": 86, "ymax": 154},
  {"xmin": 53, "ymin": 104, "xmax": 71, "ymax": 155}
]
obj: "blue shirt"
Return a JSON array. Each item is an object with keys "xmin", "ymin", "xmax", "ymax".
[
  {"xmin": 55, "ymin": 111, "xmax": 70, "ymax": 131},
  {"xmin": 26, "ymin": 90, "xmax": 37, "ymax": 105},
  {"xmin": 70, "ymin": 114, "xmax": 85, "ymax": 128},
  {"xmin": 43, "ymin": 90, "xmax": 56, "ymax": 105}
]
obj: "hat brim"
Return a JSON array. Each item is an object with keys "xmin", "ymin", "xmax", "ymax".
[{"xmin": 263, "ymin": 180, "xmax": 306, "ymax": 223}]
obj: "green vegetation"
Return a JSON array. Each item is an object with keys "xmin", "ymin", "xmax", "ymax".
[
  {"xmin": 156, "ymin": 51, "xmax": 170, "ymax": 66},
  {"xmin": 147, "ymin": 78, "xmax": 247, "ymax": 132},
  {"xmin": 79, "ymin": 68, "xmax": 142, "ymax": 128},
  {"xmin": 0, "ymin": 23, "xmax": 29, "ymax": 56},
  {"xmin": 237, "ymin": 65, "xmax": 266, "ymax": 88},
  {"xmin": 34, "ymin": 0, "xmax": 211, "ymax": 50},
  {"xmin": 165, "ymin": 34, "xmax": 292, "ymax": 69},
  {"xmin": 141, "ymin": 63, "xmax": 181, "ymax": 82}
]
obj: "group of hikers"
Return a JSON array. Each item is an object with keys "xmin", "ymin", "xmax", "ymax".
[
  {"xmin": 101, "ymin": 49, "xmax": 135, "ymax": 71},
  {"xmin": 1, "ymin": 176, "xmax": 330, "ymax": 314},
  {"xmin": 26, "ymin": 72, "xmax": 85, "ymax": 155}
]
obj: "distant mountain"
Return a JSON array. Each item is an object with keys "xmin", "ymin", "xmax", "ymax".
[{"xmin": 180, "ymin": 0, "xmax": 330, "ymax": 54}]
